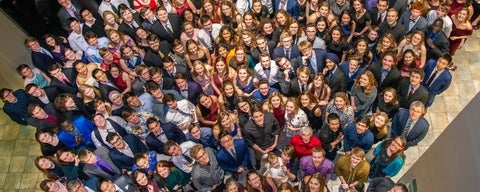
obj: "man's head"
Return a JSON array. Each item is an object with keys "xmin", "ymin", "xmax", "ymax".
[
  {"xmin": 48, "ymin": 64, "xmax": 64, "ymax": 79},
  {"xmin": 349, "ymin": 147, "xmax": 365, "ymax": 167},
  {"xmin": 325, "ymin": 53, "xmax": 340, "ymax": 70},
  {"xmin": 259, "ymin": 52, "xmax": 272, "ymax": 68},
  {"xmin": 190, "ymin": 144, "xmax": 209, "ymax": 165},
  {"xmin": 77, "ymin": 149, "xmax": 97, "ymax": 164},
  {"xmin": 298, "ymin": 40, "xmax": 313, "ymax": 57},
  {"xmin": 381, "ymin": 51, "xmax": 397, "ymax": 70},
  {"xmin": 386, "ymin": 8, "xmax": 398, "ymax": 26},
  {"xmin": 256, "ymin": 35, "xmax": 268, "ymax": 51},
  {"xmin": 164, "ymin": 140, "xmax": 181, "ymax": 156},
  {"xmin": 311, "ymin": 147, "xmax": 326, "ymax": 165},
  {"xmin": 24, "ymin": 37, "xmax": 41, "ymax": 52},
  {"xmin": 25, "ymin": 83, "xmax": 43, "ymax": 97},
  {"xmin": 377, "ymin": 0, "xmax": 389, "ymax": 13},
  {"xmin": 123, "ymin": 92, "xmax": 142, "ymax": 107},
  {"xmin": 410, "ymin": 2, "xmax": 425, "ymax": 20},
  {"xmin": 135, "ymin": 64, "xmax": 150, "ymax": 81},
  {"xmin": 146, "ymin": 34, "xmax": 160, "ymax": 50},
  {"xmin": 174, "ymin": 72, "xmax": 188, "ymax": 89},
  {"xmin": 409, "ymin": 68, "xmax": 425, "ymax": 87},
  {"xmin": 145, "ymin": 80, "xmax": 163, "ymax": 98},
  {"xmin": 146, "ymin": 117, "xmax": 162, "ymax": 135},
  {"xmin": 84, "ymin": 31, "xmax": 99, "ymax": 46},
  {"xmin": 122, "ymin": 107, "xmax": 140, "ymax": 124},
  {"xmin": 0, "ymin": 88, "xmax": 16, "ymax": 103},
  {"xmin": 305, "ymin": 23, "xmax": 317, "ymax": 40},
  {"xmin": 280, "ymin": 32, "xmax": 293, "ymax": 49},
  {"xmin": 58, "ymin": 0, "xmax": 72, "ymax": 8},
  {"xmin": 27, "ymin": 103, "xmax": 49, "ymax": 119},
  {"xmin": 106, "ymin": 132, "xmax": 125, "ymax": 149},
  {"xmin": 149, "ymin": 67, "xmax": 164, "ymax": 84},
  {"xmin": 431, "ymin": 18, "xmax": 444, "ymax": 34},
  {"xmin": 68, "ymin": 18, "xmax": 81, "ymax": 32},
  {"xmin": 163, "ymin": 93, "xmax": 177, "ymax": 109},
  {"xmin": 67, "ymin": 179, "xmax": 89, "ymax": 192},
  {"xmin": 252, "ymin": 107, "xmax": 265, "ymax": 127},
  {"xmin": 389, "ymin": 183, "xmax": 409, "ymax": 192},
  {"xmin": 257, "ymin": 78, "xmax": 270, "ymax": 96},
  {"xmin": 355, "ymin": 116, "xmax": 371, "ymax": 134},
  {"xmin": 218, "ymin": 130, "xmax": 234, "ymax": 150},
  {"xmin": 327, "ymin": 113, "xmax": 341, "ymax": 132},
  {"xmin": 436, "ymin": 53, "xmax": 452, "ymax": 71},
  {"xmin": 155, "ymin": 6, "xmax": 169, "ymax": 23},
  {"xmin": 409, "ymin": 101, "xmax": 425, "ymax": 120}
]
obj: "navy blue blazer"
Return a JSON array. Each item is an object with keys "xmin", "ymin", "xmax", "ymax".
[
  {"xmin": 109, "ymin": 134, "xmax": 149, "ymax": 170},
  {"xmin": 325, "ymin": 66, "xmax": 348, "ymax": 99},
  {"xmin": 31, "ymin": 51, "xmax": 57, "ymax": 74},
  {"xmin": 422, "ymin": 59, "xmax": 452, "ymax": 96},
  {"xmin": 390, "ymin": 109, "xmax": 429, "ymax": 147},
  {"xmin": 274, "ymin": 0, "xmax": 299, "ymax": 19},
  {"xmin": 272, "ymin": 44, "xmax": 301, "ymax": 60},
  {"xmin": 340, "ymin": 61, "xmax": 364, "ymax": 92},
  {"xmin": 173, "ymin": 81, "xmax": 203, "ymax": 105},
  {"xmin": 215, "ymin": 138, "xmax": 251, "ymax": 173},
  {"xmin": 145, "ymin": 122, "xmax": 185, "ymax": 154},
  {"xmin": 295, "ymin": 48, "xmax": 326, "ymax": 75}
]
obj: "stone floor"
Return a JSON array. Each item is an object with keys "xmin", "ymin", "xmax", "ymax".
[{"xmin": 0, "ymin": 30, "xmax": 479, "ymax": 192}]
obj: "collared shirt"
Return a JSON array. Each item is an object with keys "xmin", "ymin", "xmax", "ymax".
[
  {"xmin": 91, "ymin": 122, "xmax": 117, "ymax": 148},
  {"xmin": 170, "ymin": 141, "xmax": 197, "ymax": 173},
  {"xmin": 165, "ymin": 99, "xmax": 197, "ymax": 128},
  {"xmin": 68, "ymin": 26, "xmax": 89, "ymax": 51},
  {"xmin": 191, "ymin": 148, "xmax": 224, "ymax": 191},
  {"xmin": 117, "ymin": 142, "xmax": 134, "ymax": 157},
  {"xmin": 85, "ymin": 37, "xmax": 109, "ymax": 63},
  {"xmin": 299, "ymin": 156, "xmax": 334, "ymax": 179}
]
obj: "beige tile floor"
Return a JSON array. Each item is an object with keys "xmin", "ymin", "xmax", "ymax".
[{"xmin": 0, "ymin": 30, "xmax": 479, "ymax": 191}]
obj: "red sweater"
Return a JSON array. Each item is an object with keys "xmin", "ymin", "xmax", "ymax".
[{"xmin": 290, "ymin": 135, "xmax": 322, "ymax": 158}]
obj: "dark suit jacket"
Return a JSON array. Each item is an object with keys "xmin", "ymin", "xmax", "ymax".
[
  {"xmin": 390, "ymin": 108, "xmax": 429, "ymax": 147},
  {"xmin": 82, "ymin": 17, "xmax": 107, "ymax": 38},
  {"xmin": 369, "ymin": 62, "xmax": 401, "ymax": 92},
  {"xmin": 325, "ymin": 66, "xmax": 347, "ymax": 98},
  {"xmin": 274, "ymin": 0, "xmax": 299, "ymax": 19},
  {"xmin": 151, "ymin": 14, "xmax": 182, "ymax": 43},
  {"xmin": 340, "ymin": 62, "xmax": 364, "ymax": 91},
  {"xmin": 250, "ymin": 41, "xmax": 276, "ymax": 63},
  {"xmin": 159, "ymin": 77, "xmax": 174, "ymax": 90},
  {"xmin": 113, "ymin": 175, "xmax": 137, "ymax": 192},
  {"xmin": 83, "ymin": 146, "xmax": 121, "ymax": 180},
  {"xmin": 286, "ymin": 78, "xmax": 311, "ymax": 97},
  {"xmin": 98, "ymin": 82, "xmax": 120, "ymax": 102},
  {"xmin": 398, "ymin": 11, "xmax": 428, "ymax": 34},
  {"xmin": 132, "ymin": 78, "xmax": 147, "ymax": 96},
  {"xmin": 396, "ymin": 79, "xmax": 429, "ymax": 108},
  {"xmin": 425, "ymin": 29, "xmax": 450, "ymax": 60},
  {"xmin": 57, "ymin": 2, "xmax": 83, "ymax": 32},
  {"xmin": 27, "ymin": 86, "xmax": 57, "ymax": 107},
  {"xmin": 49, "ymin": 68, "xmax": 78, "ymax": 94},
  {"xmin": 215, "ymin": 139, "xmax": 251, "ymax": 173},
  {"xmin": 173, "ymin": 81, "xmax": 203, "ymax": 105},
  {"xmin": 272, "ymin": 45, "xmax": 301, "ymax": 60},
  {"xmin": 31, "ymin": 51, "xmax": 57, "ymax": 74},
  {"xmin": 143, "ymin": 49, "xmax": 164, "ymax": 68},
  {"xmin": 163, "ymin": 65, "xmax": 188, "ymax": 79},
  {"xmin": 118, "ymin": 13, "xmax": 142, "ymax": 39},
  {"xmin": 369, "ymin": 7, "xmax": 386, "ymax": 26},
  {"xmin": 295, "ymin": 48, "xmax": 326, "ymax": 75},
  {"xmin": 27, "ymin": 103, "xmax": 59, "ymax": 131},
  {"xmin": 145, "ymin": 122, "xmax": 185, "ymax": 154},
  {"xmin": 109, "ymin": 134, "xmax": 148, "ymax": 170}
]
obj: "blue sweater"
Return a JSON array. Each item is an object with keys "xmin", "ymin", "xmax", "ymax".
[
  {"xmin": 2, "ymin": 89, "xmax": 29, "ymax": 125},
  {"xmin": 343, "ymin": 123, "xmax": 374, "ymax": 152}
]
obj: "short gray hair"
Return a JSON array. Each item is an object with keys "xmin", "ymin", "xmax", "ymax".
[{"xmin": 299, "ymin": 126, "xmax": 313, "ymax": 136}]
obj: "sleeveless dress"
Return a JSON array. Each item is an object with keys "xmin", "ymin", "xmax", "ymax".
[
  {"xmin": 272, "ymin": 107, "xmax": 286, "ymax": 128},
  {"xmin": 111, "ymin": 71, "xmax": 128, "ymax": 91},
  {"xmin": 449, "ymin": 22, "xmax": 473, "ymax": 55},
  {"xmin": 236, "ymin": 77, "xmax": 255, "ymax": 94},
  {"xmin": 134, "ymin": 0, "xmax": 158, "ymax": 12},
  {"xmin": 174, "ymin": 2, "xmax": 191, "ymax": 17},
  {"xmin": 126, "ymin": 54, "xmax": 143, "ymax": 69},
  {"xmin": 301, "ymin": 105, "xmax": 323, "ymax": 131}
]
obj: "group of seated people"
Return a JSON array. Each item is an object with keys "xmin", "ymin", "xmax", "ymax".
[{"xmin": 2, "ymin": 0, "xmax": 477, "ymax": 191}]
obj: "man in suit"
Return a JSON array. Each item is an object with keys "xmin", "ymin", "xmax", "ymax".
[
  {"xmin": 370, "ymin": 0, "xmax": 389, "ymax": 26},
  {"xmin": 27, "ymin": 103, "xmax": 59, "ymax": 131},
  {"xmin": 287, "ymin": 66, "xmax": 311, "ymax": 97},
  {"xmin": 118, "ymin": 5, "xmax": 142, "ymax": 39},
  {"xmin": 145, "ymin": 117, "xmax": 185, "ymax": 154},
  {"xmin": 254, "ymin": 52, "xmax": 280, "ymax": 85},
  {"xmin": 343, "ymin": 116, "xmax": 374, "ymax": 153},
  {"xmin": 390, "ymin": 101, "xmax": 429, "ymax": 147},
  {"xmin": 379, "ymin": 8, "xmax": 405, "ymax": 43},
  {"xmin": 91, "ymin": 114, "xmax": 129, "ymax": 148},
  {"xmin": 106, "ymin": 132, "xmax": 148, "ymax": 170},
  {"xmin": 48, "ymin": 64, "xmax": 78, "ymax": 94},
  {"xmin": 340, "ymin": 56, "xmax": 364, "ymax": 91},
  {"xmin": 143, "ymin": 34, "xmax": 172, "ymax": 68},
  {"xmin": 67, "ymin": 18, "xmax": 89, "ymax": 51},
  {"xmin": 123, "ymin": 91, "xmax": 156, "ymax": 116},
  {"xmin": 398, "ymin": 2, "xmax": 428, "ymax": 34},
  {"xmin": 151, "ymin": 6, "xmax": 181, "ymax": 44},
  {"xmin": 216, "ymin": 130, "xmax": 251, "ymax": 184},
  {"xmin": 422, "ymin": 53, "xmax": 453, "ymax": 108},
  {"xmin": 425, "ymin": 19, "xmax": 450, "ymax": 61},
  {"xmin": 139, "ymin": 6, "xmax": 157, "ymax": 30},
  {"xmin": 92, "ymin": 69, "xmax": 121, "ymax": 100},
  {"xmin": 163, "ymin": 57, "xmax": 188, "ymax": 79},
  {"xmin": 172, "ymin": 72, "xmax": 202, "ymax": 105},
  {"xmin": 98, "ymin": 0, "xmax": 130, "ymax": 16},
  {"xmin": 149, "ymin": 67, "xmax": 174, "ymax": 90},
  {"xmin": 1, "ymin": 88, "xmax": 30, "ymax": 125},
  {"xmin": 397, "ymin": 68, "xmax": 429, "ymax": 108},
  {"xmin": 297, "ymin": 24, "xmax": 326, "ymax": 50},
  {"xmin": 78, "ymin": 147, "xmax": 122, "ymax": 180},
  {"xmin": 272, "ymin": 32, "xmax": 301, "ymax": 61},
  {"xmin": 274, "ymin": 0, "xmax": 299, "ymax": 19},
  {"xmin": 25, "ymin": 84, "xmax": 57, "ymax": 107},
  {"xmin": 24, "ymin": 37, "xmax": 57, "ymax": 74},
  {"xmin": 131, "ymin": 64, "xmax": 150, "ymax": 95},
  {"xmin": 57, "ymin": 0, "xmax": 84, "ymax": 32},
  {"xmin": 368, "ymin": 51, "xmax": 400, "ymax": 93},
  {"xmin": 251, "ymin": 35, "xmax": 276, "ymax": 63},
  {"xmin": 165, "ymin": 140, "xmax": 198, "ymax": 173},
  {"xmin": 198, "ymin": 15, "xmax": 222, "ymax": 53},
  {"xmin": 81, "ymin": 8, "xmax": 107, "ymax": 38},
  {"xmin": 190, "ymin": 144, "xmax": 225, "ymax": 191},
  {"xmin": 323, "ymin": 53, "xmax": 347, "ymax": 99},
  {"xmin": 145, "ymin": 81, "xmax": 184, "ymax": 122},
  {"xmin": 297, "ymin": 40, "xmax": 326, "ymax": 75}
]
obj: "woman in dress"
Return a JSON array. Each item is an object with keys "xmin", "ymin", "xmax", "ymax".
[
  {"xmin": 107, "ymin": 29, "xmax": 137, "ymax": 55},
  {"xmin": 397, "ymin": 49, "xmax": 418, "ymax": 79},
  {"xmin": 43, "ymin": 34, "xmax": 68, "ymax": 64},
  {"xmin": 218, "ymin": 80, "xmax": 244, "ymax": 112},
  {"xmin": 63, "ymin": 48, "xmax": 86, "ymax": 68},
  {"xmin": 325, "ymin": 26, "xmax": 349, "ymax": 63},
  {"xmin": 262, "ymin": 91, "xmax": 287, "ymax": 128},
  {"xmin": 211, "ymin": 60, "xmax": 237, "ymax": 95},
  {"xmin": 315, "ymin": 16, "xmax": 329, "ymax": 39},
  {"xmin": 240, "ymin": 30, "xmax": 257, "ymax": 55},
  {"xmin": 308, "ymin": 1, "xmax": 337, "ymax": 28},
  {"xmin": 339, "ymin": 10, "xmax": 356, "ymax": 44},
  {"xmin": 375, "ymin": 87, "xmax": 399, "ymax": 119},
  {"xmin": 109, "ymin": 65, "xmax": 132, "ymax": 94},
  {"xmin": 449, "ymin": 7, "xmax": 474, "ymax": 55},
  {"xmin": 180, "ymin": 22, "xmax": 200, "ymax": 45},
  {"xmin": 184, "ymin": 39, "xmax": 211, "ymax": 70},
  {"xmin": 299, "ymin": 92, "xmax": 323, "ymax": 132},
  {"xmin": 373, "ymin": 33, "xmax": 398, "ymax": 63},
  {"xmin": 39, "ymin": 179, "xmax": 68, "ymax": 192},
  {"xmin": 236, "ymin": 96, "xmax": 255, "ymax": 127},
  {"xmin": 79, "ymin": 84, "xmax": 102, "ymax": 115},
  {"xmin": 365, "ymin": 25, "xmax": 380, "ymax": 51},
  {"xmin": 191, "ymin": 60, "xmax": 214, "ymax": 95},
  {"xmin": 286, "ymin": 19, "xmax": 305, "ymax": 45},
  {"xmin": 35, "ymin": 156, "xmax": 65, "ymax": 180},
  {"xmin": 134, "ymin": 27, "xmax": 152, "ymax": 50},
  {"xmin": 201, "ymin": 0, "xmax": 222, "ymax": 23},
  {"xmin": 369, "ymin": 112, "xmax": 390, "ymax": 143},
  {"xmin": 133, "ymin": 0, "xmax": 159, "ymax": 12},
  {"xmin": 305, "ymin": 173, "xmax": 328, "ymax": 192},
  {"xmin": 74, "ymin": 60, "xmax": 98, "ymax": 89},
  {"xmin": 346, "ymin": 38, "xmax": 374, "ymax": 68},
  {"xmin": 239, "ymin": 11, "xmax": 260, "ymax": 33},
  {"xmin": 173, "ymin": 0, "xmax": 197, "ymax": 17},
  {"xmin": 274, "ymin": 10, "xmax": 293, "ymax": 32},
  {"xmin": 325, "ymin": 92, "xmax": 354, "ymax": 128},
  {"xmin": 308, "ymin": 72, "xmax": 331, "ymax": 107},
  {"xmin": 181, "ymin": 8, "xmax": 202, "ymax": 28},
  {"xmin": 236, "ymin": 64, "xmax": 256, "ymax": 96},
  {"xmin": 351, "ymin": 0, "xmax": 371, "ymax": 40},
  {"xmin": 120, "ymin": 45, "xmax": 144, "ymax": 74},
  {"xmin": 196, "ymin": 93, "xmax": 219, "ymax": 128},
  {"xmin": 397, "ymin": 31, "xmax": 427, "ymax": 68},
  {"xmin": 251, "ymin": 0, "xmax": 270, "ymax": 20},
  {"xmin": 213, "ymin": 110, "xmax": 242, "ymax": 140},
  {"xmin": 220, "ymin": 1, "xmax": 242, "ymax": 28},
  {"xmin": 350, "ymin": 70, "xmax": 377, "ymax": 117},
  {"xmin": 216, "ymin": 25, "xmax": 240, "ymax": 51},
  {"xmin": 56, "ymin": 148, "xmax": 88, "ymax": 180},
  {"xmin": 132, "ymin": 169, "xmax": 162, "ymax": 191},
  {"xmin": 103, "ymin": 10, "xmax": 120, "ymax": 31},
  {"xmin": 35, "ymin": 130, "xmax": 67, "ymax": 156},
  {"xmin": 369, "ymin": 136, "xmax": 406, "ymax": 178},
  {"xmin": 284, "ymin": 97, "xmax": 309, "ymax": 139}
]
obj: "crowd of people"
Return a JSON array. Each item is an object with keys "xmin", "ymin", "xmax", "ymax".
[{"xmin": 1, "ymin": 0, "xmax": 478, "ymax": 191}]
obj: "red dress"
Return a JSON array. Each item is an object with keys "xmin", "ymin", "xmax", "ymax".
[
  {"xmin": 134, "ymin": 0, "xmax": 158, "ymax": 12},
  {"xmin": 174, "ymin": 2, "xmax": 191, "ymax": 17},
  {"xmin": 449, "ymin": 22, "xmax": 473, "ymax": 55},
  {"xmin": 272, "ymin": 107, "xmax": 286, "ymax": 128},
  {"xmin": 111, "ymin": 71, "xmax": 128, "ymax": 91},
  {"xmin": 100, "ymin": 53, "xmax": 121, "ymax": 71}
]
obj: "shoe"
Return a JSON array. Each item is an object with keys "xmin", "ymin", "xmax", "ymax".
[{"xmin": 448, "ymin": 63, "xmax": 458, "ymax": 71}]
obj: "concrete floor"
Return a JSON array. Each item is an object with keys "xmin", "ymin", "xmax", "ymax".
[{"xmin": 0, "ymin": 30, "xmax": 479, "ymax": 191}]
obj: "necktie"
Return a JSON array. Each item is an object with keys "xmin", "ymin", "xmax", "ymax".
[
  {"xmin": 426, "ymin": 70, "xmax": 438, "ymax": 87},
  {"xmin": 230, "ymin": 148, "xmax": 237, "ymax": 159},
  {"xmin": 263, "ymin": 67, "xmax": 271, "ymax": 78},
  {"xmin": 62, "ymin": 76, "xmax": 72, "ymax": 86},
  {"xmin": 98, "ymin": 162, "xmax": 115, "ymax": 176},
  {"xmin": 165, "ymin": 23, "xmax": 173, "ymax": 35},
  {"xmin": 183, "ymin": 153, "xmax": 194, "ymax": 163},
  {"xmin": 402, "ymin": 119, "xmax": 413, "ymax": 136},
  {"xmin": 377, "ymin": 13, "xmax": 383, "ymax": 24},
  {"xmin": 110, "ymin": 3, "xmax": 118, "ymax": 14},
  {"xmin": 285, "ymin": 49, "xmax": 290, "ymax": 59},
  {"xmin": 71, "ymin": 7, "xmax": 84, "ymax": 23},
  {"xmin": 408, "ymin": 86, "xmax": 415, "ymax": 98}
]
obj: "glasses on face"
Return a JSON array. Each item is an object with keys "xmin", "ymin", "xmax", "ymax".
[{"xmin": 282, "ymin": 39, "xmax": 292, "ymax": 43}]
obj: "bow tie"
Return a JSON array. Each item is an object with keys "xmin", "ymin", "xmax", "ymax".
[
  {"xmin": 410, "ymin": 18, "xmax": 416, "ymax": 22},
  {"xmin": 263, "ymin": 67, "xmax": 270, "ymax": 71}
]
